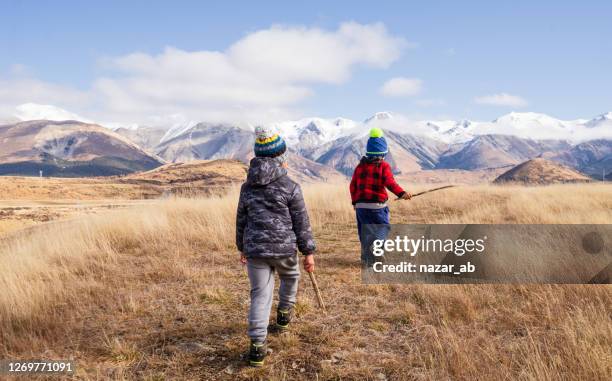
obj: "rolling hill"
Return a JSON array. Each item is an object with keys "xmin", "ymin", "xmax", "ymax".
[{"xmin": 493, "ymin": 158, "xmax": 592, "ymax": 185}]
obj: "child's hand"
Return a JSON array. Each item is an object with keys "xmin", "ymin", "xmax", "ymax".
[
  {"xmin": 400, "ymin": 192, "xmax": 412, "ymax": 200},
  {"xmin": 303, "ymin": 254, "xmax": 315, "ymax": 273},
  {"xmin": 239, "ymin": 253, "xmax": 247, "ymax": 265}
]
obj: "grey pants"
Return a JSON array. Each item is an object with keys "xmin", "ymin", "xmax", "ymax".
[{"xmin": 247, "ymin": 255, "xmax": 300, "ymax": 342}]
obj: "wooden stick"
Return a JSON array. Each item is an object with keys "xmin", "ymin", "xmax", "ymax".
[
  {"xmin": 396, "ymin": 185, "xmax": 456, "ymax": 200},
  {"xmin": 308, "ymin": 272, "xmax": 326, "ymax": 312}
]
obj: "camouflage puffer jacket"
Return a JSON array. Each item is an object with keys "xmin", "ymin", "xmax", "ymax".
[{"xmin": 236, "ymin": 157, "xmax": 316, "ymax": 258}]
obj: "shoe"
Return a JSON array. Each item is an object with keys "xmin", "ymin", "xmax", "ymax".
[
  {"xmin": 248, "ymin": 340, "xmax": 266, "ymax": 367},
  {"xmin": 276, "ymin": 308, "xmax": 292, "ymax": 331}
]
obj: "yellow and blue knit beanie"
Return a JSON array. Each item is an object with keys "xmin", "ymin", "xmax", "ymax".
[
  {"xmin": 254, "ymin": 126, "xmax": 287, "ymax": 158},
  {"xmin": 366, "ymin": 127, "xmax": 388, "ymax": 157}
]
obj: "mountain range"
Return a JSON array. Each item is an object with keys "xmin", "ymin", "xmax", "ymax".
[
  {"xmin": 0, "ymin": 120, "xmax": 162, "ymax": 177},
  {"xmin": 1, "ymin": 104, "xmax": 610, "ymax": 181}
]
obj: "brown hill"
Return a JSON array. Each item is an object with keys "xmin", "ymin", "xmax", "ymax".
[
  {"xmin": 0, "ymin": 120, "xmax": 163, "ymax": 176},
  {"xmin": 124, "ymin": 156, "xmax": 344, "ymax": 186},
  {"xmin": 493, "ymin": 158, "xmax": 592, "ymax": 185},
  {"xmin": 119, "ymin": 159, "xmax": 248, "ymax": 196}
]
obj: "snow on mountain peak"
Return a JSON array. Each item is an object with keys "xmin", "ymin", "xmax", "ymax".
[
  {"xmin": 274, "ymin": 117, "xmax": 359, "ymax": 147},
  {"xmin": 455, "ymin": 119, "xmax": 472, "ymax": 129},
  {"xmin": 15, "ymin": 103, "xmax": 92, "ymax": 123},
  {"xmin": 159, "ymin": 120, "xmax": 199, "ymax": 143},
  {"xmin": 584, "ymin": 112, "xmax": 612, "ymax": 128},
  {"xmin": 493, "ymin": 112, "xmax": 565, "ymax": 126},
  {"xmin": 333, "ymin": 117, "xmax": 355, "ymax": 127},
  {"xmin": 8, "ymin": 103, "xmax": 612, "ymax": 146},
  {"xmin": 364, "ymin": 111, "xmax": 393, "ymax": 123}
]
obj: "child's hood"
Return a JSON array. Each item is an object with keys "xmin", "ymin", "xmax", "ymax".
[{"xmin": 247, "ymin": 157, "xmax": 287, "ymax": 186}]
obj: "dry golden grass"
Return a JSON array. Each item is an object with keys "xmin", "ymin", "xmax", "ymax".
[
  {"xmin": 394, "ymin": 183, "xmax": 612, "ymax": 224},
  {"xmin": 0, "ymin": 161, "xmax": 249, "ymax": 235},
  {"xmin": 0, "ymin": 160, "xmax": 248, "ymax": 203},
  {"xmin": 0, "ymin": 184, "xmax": 611, "ymax": 380},
  {"xmin": 0, "ymin": 176, "xmax": 159, "ymax": 200},
  {"xmin": 0, "ymin": 199, "xmax": 158, "ymax": 236}
]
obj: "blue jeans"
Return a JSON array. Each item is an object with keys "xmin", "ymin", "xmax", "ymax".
[{"xmin": 356, "ymin": 207, "xmax": 390, "ymax": 265}]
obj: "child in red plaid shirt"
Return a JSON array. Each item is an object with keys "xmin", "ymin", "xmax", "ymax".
[{"xmin": 349, "ymin": 128, "xmax": 411, "ymax": 266}]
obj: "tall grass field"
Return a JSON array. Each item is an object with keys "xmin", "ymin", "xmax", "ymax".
[{"xmin": 1, "ymin": 184, "xmax": 611, "ymax": 380}]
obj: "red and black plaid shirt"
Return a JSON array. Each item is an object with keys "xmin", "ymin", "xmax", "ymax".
[{"xmin": 349, "ymin": 157, "xmax": 406, "ymax": 205}]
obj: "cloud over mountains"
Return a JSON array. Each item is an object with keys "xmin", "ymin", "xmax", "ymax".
[{"xmin": 1, "ymin": 22, "xmax": 407, "ymax": 126}]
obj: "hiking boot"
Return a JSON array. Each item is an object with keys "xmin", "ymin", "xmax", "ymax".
[
  {"xmin": 248, "ymin": 340, "xmax": 267, "ymax": 367},
  {"xmin": 276, "ymin": 308, "xmax": 292, "ymax": 331}
]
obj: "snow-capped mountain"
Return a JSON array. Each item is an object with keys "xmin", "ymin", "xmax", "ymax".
[
  {"xmin": 114, "ymin": 125, "xmax": 167, "ymax": 152},
  {"xmin": 471, "ymin": 112, "xmax": 612, "ymax": 142},
  {"xmin": 437, "ymin": 135, "xmax": 571, "ymax": 170},
  {"xmin": 584, "ymin": 112, "xmax": 612, "ymax": 128},
  {"xmin": 440, "ymin": 120, "xmax": 476, "ymax": 143},
  {"xmin": 5, "ymin": 103, "xmax": 611, "ymax": 180},
  {"xmin": 159, "ymin": 120, "xmax": 207, "ymax": 144},
  {"xmin": 361, "ymin": 112, "xmax": 476, "ymax": 143},
  {"xmin": 14, "ymin": 103, "xmax": 93, "ymax": 123},
  {"xmin": 274, "ymin": 117, "xmax": 359, "ymax": 157},
  {"xmin": 364, "ymin": 111, "xmax": 394, "ymax": 124},
  {"xmin": 155, "ymin": 123, "xmax": 254, "ymax": 163},
  {"xmin": 152, "ymin": 122, "xmax": 348, "ymax": 182},
  {"xmin": 549, "ymin": 139, "xmax": 612, "ymax": 179},
  {"xmin": 365, "ymin": 112, "xmax": 469, "ymax": 139},
  {"xmin": 483, "ymin": 112, "xmax": 572, "ymax": 140},
  {"xmin": 307, "ymin": 128, "xmax": 448, "ymax": 175},
  {"xmin": 492, "ymin": 112, "xmax": 569, "ymax": 128},
  {"xmin": 11, "ymin": 103, "xmax": 612, "ymax": 145}
]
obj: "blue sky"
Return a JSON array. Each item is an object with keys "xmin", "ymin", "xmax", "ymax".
[{"xmin": 1, "ymin": 0, "xmax": 611, "ymax": 124}]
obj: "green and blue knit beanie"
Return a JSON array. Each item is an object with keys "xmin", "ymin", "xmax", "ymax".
[
  {"xmin": 254, "ymin": 126, "xmax": 287, "ymax": 158},
  {"xmin": 366, "ymin": 127, "xmax": 388, "ymax": 157}
]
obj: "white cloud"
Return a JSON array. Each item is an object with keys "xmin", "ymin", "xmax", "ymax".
[
  {"xmin": 0, "ymin": 22, "xmax": 407, "ymax": 126},
  {"xmin": 379, "ymin": 77, "xmax": 422, "ymax": 97},
  {"xmin": 0, "ymin": 77, "xmax": 91, "ymax": 121},
  {"xmin": 474, "ymin": 93, "xmax": 528, "ymax": 108},
  {"xmin": 227, "ymin": 22, "xmax": 406, "ymax": 84}
]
